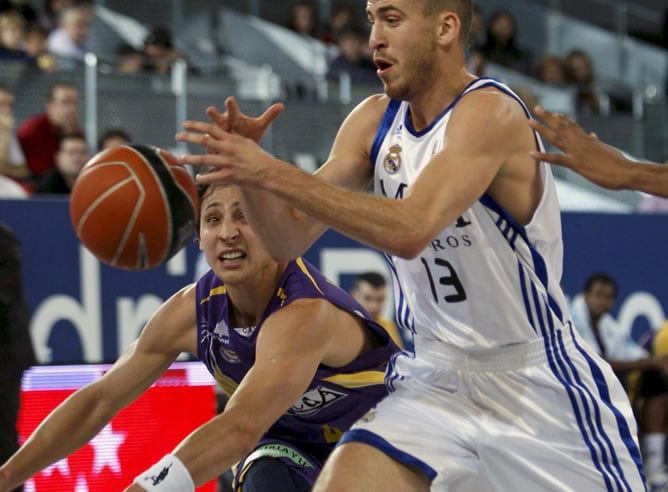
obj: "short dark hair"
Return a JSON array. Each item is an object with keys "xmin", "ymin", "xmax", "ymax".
[
  {"xmin": 584, "ymin": 273, "xmax": 618, "ymax": 297},
  {"xmin": 58, "ymin": 133, "xmax": 87, "ymax": 150},
  {"xmin": 97, "ymin": 127, "xmax": 131, "ymax": 151},
  {"xmin": 354, "ymin": 271, "xmax": 387, "ymax": 289},
  {"xmin": 423, "ymin": 0, "xmax": 472, "ymax": 44},
  {"xmin": 144, "ymin": 26, "xmax": 173, "ymax": 49}
]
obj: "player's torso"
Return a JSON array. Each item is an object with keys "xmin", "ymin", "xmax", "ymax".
[
  {"xmin": 195, "ymin": 260, "xmax": 394, "ymax": 454},
  {"xmin": 373, "ymin": 79, "xmax": 570, "ymax": 351}
]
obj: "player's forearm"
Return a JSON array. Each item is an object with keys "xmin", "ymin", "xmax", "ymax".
[
  {"xmin": 170, "ymin": 411, "xmax": 260, "ymax": 487},
  {"xmin": 624, "ymin": 160, "xmax": 668, "ymax": 199},
  {"xmin": 1, "ymin": 386, "xmax": 118, "ymax": 488},
  {"xmin": 264, "ymin": 162, "xmax": 429, "ymax": 259},
  {"xmin": 239, "ymin": 186, "xmax": 325, "ymax": 262}
]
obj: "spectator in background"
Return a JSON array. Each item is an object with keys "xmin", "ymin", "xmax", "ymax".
[
  {"xmin": 33, "ymin": 133, "xmax": 87, "ymax": 195},
  {"xmin": 142, "ymin": 26, "xmax": 182, "ymax": 76},
  {"xmin": 564, "ymin": 49, "xmax": 601, "ymax": 115},
  {"xmin": 569, "ymin": 273, "xmax": 668, "ymax": 486},
  {"xmin": 38, "ymin": 0, "xmax": 72, "ymax": 33},
  {"xmin": 350, "ymin": 271, "xmax": 404, "ymax": 350},
  {"xmin": 322, "ymin": 2, "xmax": 354, "ymax": 45},
  {"xmin": 0, "ymin": 85, "xmax": 29, "ymax": 186},
  {"xmin": 17, "ymin": 81, "xmax": 83, "ymax": 180},
  {"xmin": 469, "ymin": 6, "xmax": 485, "ymax": 51},
  {"xmin": 114, "ymin": 42, "xmax": 143, "ymax": 74},
  {"xmin": 0, "ymin": 0, "xmax": 37, "ymax": 27},
  {"xmin": 23, "ymin": 23, "xmax": 56, "ymax": 71},
  {"xmin": 481, "ymin": 9, "xmax": 532, "ymax": 74},
  {"xmin": 0, "ymin": 221, "xmax": 36, "ymax": 492},
  {"xmin": 287, "ymin": 1, "xmax": 318, "ymax": 39},
  {"xmin": 0, "ymin": 10, "xmax": 33, "ymax": 64},
  {"xmin": 327, "ymin": 24, "xmax": 378, "ymax": 85},
  {"xmin": 97, "ymin": 127, "xmax": 130, "ymax": 151},
  {"xmin": 536, "ymin": 54, "xmax": 566, "ymax": 87},
  {"xmin": 46, "ymin": 2, "xmax": 93, "ymax": 63}
]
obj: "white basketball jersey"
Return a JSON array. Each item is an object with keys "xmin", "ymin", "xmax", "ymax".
[{"xmin": 372, "ymin": 78, "xmax": 570, "ymax": 352}]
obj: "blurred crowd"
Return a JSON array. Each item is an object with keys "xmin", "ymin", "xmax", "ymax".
[{"xmin": 0, "ymin": 0, "xmax": 666, "ymax": 202}]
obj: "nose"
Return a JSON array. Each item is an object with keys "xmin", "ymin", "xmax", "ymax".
[
  {"xmin": 218, "ymin": 217, "xmax": 240, "ymax": 242},
  {"xmin": 368, "ymin": 23, "xmax": 385, "ymax": 51}
]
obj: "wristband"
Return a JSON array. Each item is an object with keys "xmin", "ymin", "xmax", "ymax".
[{"xmin": 134, "ymin": 454, "xmax": 195, "ymax": 492}]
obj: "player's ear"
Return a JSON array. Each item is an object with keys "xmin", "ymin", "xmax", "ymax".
[{"xmin": 436, "ymin": 11, "xmax": 460, "ymax": 46}]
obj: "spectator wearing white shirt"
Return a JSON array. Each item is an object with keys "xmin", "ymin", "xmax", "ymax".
[
  {"xmin": 46, "ymin": 3, "xmax": 93, "ymax": 62},
  {"xmin": 570, "ymin": 272, "xmax": 668, "ymax": 486}
]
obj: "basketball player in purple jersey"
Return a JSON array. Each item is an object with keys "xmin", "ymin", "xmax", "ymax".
[
  {"xmin": 176, "ymin": 0, "xmax": 647, "ymax": 490},
  {"xmin": 0, "ymin": 183, "xmax": 397, "ymax": 492}
]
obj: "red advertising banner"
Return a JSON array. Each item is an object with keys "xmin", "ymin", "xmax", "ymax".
[{"xmin": 18, "ymin": 362, "xmax": 218, "ymax": 491}]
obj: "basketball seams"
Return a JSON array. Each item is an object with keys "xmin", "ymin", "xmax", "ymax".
[
  {"xmin": 70, "ymin": 144, "xmax": 197, "ymax": 270},
  {"xmin": 131, "ymin": 145, "xmax": 175, "ymax": 266}
]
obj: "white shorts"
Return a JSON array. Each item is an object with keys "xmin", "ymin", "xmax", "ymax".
[{"xmin": 339, "ymin": 329, "xmax": 645, "ymax": 491}]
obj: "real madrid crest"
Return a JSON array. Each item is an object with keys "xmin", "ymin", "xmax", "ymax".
[{"xmin": 383, "ymin": 144, "xmax": 402, "ymax": 174}]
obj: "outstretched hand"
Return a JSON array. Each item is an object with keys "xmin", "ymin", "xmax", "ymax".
[
  {"xmin": 529, "ymin": 105, "xmax": 628, "ymax": 190},
  {"xmin": 176, "ymin": 119, "xmax": 283, "ymax": 186},
  {"xmin": 207, "ymin": 96, "xmax": 284, "ymax": 143}
]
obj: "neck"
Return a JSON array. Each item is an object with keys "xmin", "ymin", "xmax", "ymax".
[
  {"xmin": 226, "ymin": 263, "xmax": 286, "ymax": 327},
  {"xmin": 408, "ymin": 65, "xmax": 476, "ymax": 131}
]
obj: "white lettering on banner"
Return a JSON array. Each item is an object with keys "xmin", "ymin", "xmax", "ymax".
[
  {"xmin": 27, "ymin": 241, "xmax": 668, "ymax": 363},
  {"xmin": 320, "ymin": 248, "xmax": 394, "ymax": 319},
  {"xmin": 31, "ymin": 247, "xmax": 103, "ymax": 363},
  {"xmin": 616, "ymin": 292, "xmax": 666, "ymax": 341},
  {"xmin": 117, "ymin": 296, "xmax": 164, "ymax": 354},
  {"xmin": 166, "ymin": 249, "xmax": 187, "ymax": 276}
]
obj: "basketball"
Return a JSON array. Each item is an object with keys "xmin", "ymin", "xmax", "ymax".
[{"xmin": 69, "ymin": 144, "xmax": 199, "ymax": 270}]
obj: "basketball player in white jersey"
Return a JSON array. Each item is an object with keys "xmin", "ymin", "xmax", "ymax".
[{"xmin": 176, "ymin": 0, "xmax": 646, "ymax": 489}]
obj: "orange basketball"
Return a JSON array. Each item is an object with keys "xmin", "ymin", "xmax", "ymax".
[{"xmin": 70, "ymin": 144, "xmax": 199, "ymax": 270}]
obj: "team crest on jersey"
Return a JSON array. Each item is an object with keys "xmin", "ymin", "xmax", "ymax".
[
  {"xmin": 288, "ymin": 385, "xmax": 347, "ymax": 417},
  {"xmin": 219, "ymin": 347, "xmax": 241, "ymax": 364},
  {"xmin": 383, "ymin": 145, "xmax": 402, "ymax": 174}
]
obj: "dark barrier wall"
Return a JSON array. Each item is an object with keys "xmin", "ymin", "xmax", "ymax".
[{"xmin": 1, "ymin": 198, "xmax": 667, "ymax": 363}]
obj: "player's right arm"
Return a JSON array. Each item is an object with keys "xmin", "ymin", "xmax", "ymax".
[
  {"xmin": 0, "ymin": 284, "xmax": 198, "ymax": 492},
  {"xmin": 529, "ymin": 106, "xmax": 668, "ymax": 198},
  {"xmin": 178, "ymin": 95, "xmax": 386, "ymax": 261}
]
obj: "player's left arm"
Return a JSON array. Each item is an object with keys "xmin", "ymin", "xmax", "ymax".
[{"xmin": 128, "ymin": 297, "xmax": 365, "ymax": 490}]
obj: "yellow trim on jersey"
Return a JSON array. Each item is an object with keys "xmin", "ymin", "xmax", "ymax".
[
  {"xmin": 200, "ymin": 285, "xmax": 227, "ymax": 305},
  {"xmin": 322, "ymin": 370, "xmax": 386, "ymax": 388},
  {"xmin": 377, "ymin": 316, "xmax": 405, "ymax": 349},
  {"xmin": 213, "ymin": 366, "xmax": 239, "ymax": 397},
  {"xmin": 296, "ymin": 257, "xmax": 324, "ymax": 295}
]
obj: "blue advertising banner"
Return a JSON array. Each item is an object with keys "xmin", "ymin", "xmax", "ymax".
[{"xmin": 1, "ymin": 198, "xmax": 667, "ymax": 363}]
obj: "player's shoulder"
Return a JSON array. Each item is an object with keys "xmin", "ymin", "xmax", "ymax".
[
  {"xmin": 456, "ymin": 83, "xmax": 527, "ymax": 120},
  {"xmin": 347, "ymin": 94, "xmax": 394, "ymax": 123}
]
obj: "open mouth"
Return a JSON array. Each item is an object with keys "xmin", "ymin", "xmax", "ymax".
[
  {"xmin": 219, "ymin": 251, "xmax": 246, "ymax": 262},
  {"xmin": 374, "ymin": 59, "xmax": 393, "ymax": 73}
]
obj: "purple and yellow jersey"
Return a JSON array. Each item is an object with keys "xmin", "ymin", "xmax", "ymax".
[{"xmin": 196, "ymin": 257, "xmax": 398, "ymax": 481}]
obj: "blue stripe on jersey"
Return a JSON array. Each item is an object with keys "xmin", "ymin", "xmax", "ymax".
[
  {"xmin": 521, "ymin": 262, "xmax": 638, "ymax": 490},
  {"xmin": 338, "ymin": 429, "xmax": 438, "ymax": 481},
  {"xmin": 385, "ymin": 351, "xmax": 406, "ymax": 392},
  {"xmin": 370, "ymin": 99, "xmax": 402, "ymax": 168},
  {"xmin": 404, "ymin": 78, "xmax": 484, "ymax": 137},
  {"xmin": 384, "ymin": 253, "xmax": 415, "ymax": 335},
  {"xmin": 480, "ymin": 192, "xmax": 564, "ymax": 323},
  {"xmin": 568, "ymin": 323, "xmax": 646, "ymax": 484},
  {"xmin": 523, "ymin": 273, "xmax": 618, "ymax": 490},
  {"xmin": 463, "ymin": 77, "xmax": 544, "ymax": 154}
]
